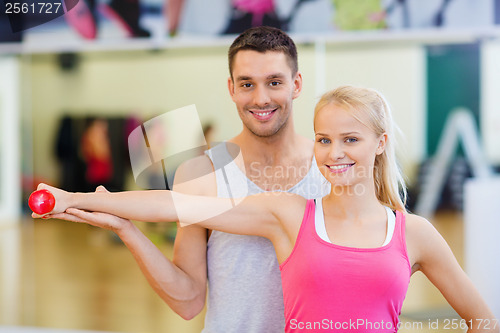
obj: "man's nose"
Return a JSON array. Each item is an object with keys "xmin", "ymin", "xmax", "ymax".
[{"xmin": 252, "ymin": 85, "xmax": 271, "ymax": 107}]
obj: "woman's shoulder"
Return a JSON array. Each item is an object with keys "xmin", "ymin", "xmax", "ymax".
[
  {"xmin": 404, "ymin": 212, "xmax": 438, "ymax": 240},
  {"xmin": 404, "ymin": 212, "xmax": 448, "ymax": 265},
  {"xmin": 404, "ymin": 212, "xmax": 431, "ymax": 227},
  {"xmin": 267, "ymin": 192, "xmax": 309, "ymax": 212},
  {"xmin": 404, "ymin": 212, "xmax": 436, "ymax": 231},
  {"xmin": 268, "ymin": 192, "xmax": 310, "ymax": 228}
]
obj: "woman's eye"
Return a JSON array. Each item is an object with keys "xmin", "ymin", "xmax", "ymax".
[
  {"xmin": 318, "ymin": 138, "xmax": 330, "ymax": 144},
  {"xmin": 345, "ymin": 137, "xmax": 358, "ymax": 143}
]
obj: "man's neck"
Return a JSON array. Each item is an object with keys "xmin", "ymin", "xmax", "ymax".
[
  {"xmin": 228, "ymin": 125, "xmax": 314, "ymax": 192},
  {"xmin": 230, "ymin": 126, "xmax": 302, "ymax": 166}
]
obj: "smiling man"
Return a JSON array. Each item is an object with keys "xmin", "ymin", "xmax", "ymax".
[
  {"xmin": 60, "ymin": 26, "xmax": 330, "ymax": 332},
  {"xmin": 170, "ymin": 27, "xmax": 329, "ymax": 332}
]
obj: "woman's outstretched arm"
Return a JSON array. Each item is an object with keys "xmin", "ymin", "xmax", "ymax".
[{"xmin": 32, "ymin": 183, "xmax": 299, "ymax": 239}]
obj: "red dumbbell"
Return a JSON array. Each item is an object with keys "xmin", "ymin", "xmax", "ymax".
[{"xmin": 29, "ymin": 189, "xmax": 55, "ymax": 215}]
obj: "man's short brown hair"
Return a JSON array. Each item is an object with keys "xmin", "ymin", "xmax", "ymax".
[{"xmin": 228, "ymin": 26, "xmax": 298, "ymax": 79}]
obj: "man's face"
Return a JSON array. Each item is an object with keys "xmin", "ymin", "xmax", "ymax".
[{"xmin": 228, "ymin": 50, "xmax": 302, "ymax": 138}]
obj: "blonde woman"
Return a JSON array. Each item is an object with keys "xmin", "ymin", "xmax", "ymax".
[{"xmin": 34, "ymin": 86, "xmax": 496, "ymax": 332}]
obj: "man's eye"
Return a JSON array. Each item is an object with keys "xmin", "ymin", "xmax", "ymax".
[
  {"xmin": 270, "ymin": 81, "xmax": 281, "ymax": 86},
  {"xmin": 242, "ymin": 83, "xmax": 252, "ymax": 88}
]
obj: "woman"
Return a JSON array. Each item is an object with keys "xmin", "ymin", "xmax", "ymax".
[{"xmin": 34, "ymin": 86, "xmax": 496, "ymax": 332}]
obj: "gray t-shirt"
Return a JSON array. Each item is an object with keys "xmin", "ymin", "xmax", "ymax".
[{"xmin": 202, "ymin": 143, "xmax": 330, "ymax": 333}]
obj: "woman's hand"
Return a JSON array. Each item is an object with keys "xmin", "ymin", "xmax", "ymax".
[
  {"xmin": 33, "ymin": 185, "xmax": 133, "ymax": 234},
  {"xmin": 31, "ymin": 183, "xmax": 72, "ymax": 218}
]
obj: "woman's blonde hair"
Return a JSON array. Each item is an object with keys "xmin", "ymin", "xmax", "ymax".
[{"xmin": 314, "ymin": 85, "xmax": 407, "ymax": 213}]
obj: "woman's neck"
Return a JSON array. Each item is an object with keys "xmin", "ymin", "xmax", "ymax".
[{"xmin": 323, "ymin": 180, "xmax": 384, "ymax": 221}]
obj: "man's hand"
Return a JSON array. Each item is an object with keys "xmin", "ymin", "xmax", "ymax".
[{"xmin": 34, "ymin": 185, "xmax": 133, "ymax": 234}]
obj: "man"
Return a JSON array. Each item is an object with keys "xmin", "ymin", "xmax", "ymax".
[{"xmin": 62, "ymin": 26, "xmax": 329, "ymax": 332}]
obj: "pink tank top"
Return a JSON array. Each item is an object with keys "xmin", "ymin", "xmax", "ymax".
[{"xmin": 279, "ymin": 199, "xmax": 411, "ymax": 332}]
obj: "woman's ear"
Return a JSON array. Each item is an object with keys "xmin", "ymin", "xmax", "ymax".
[{"xmin": 376, "ymin": 133, "xmax": 388, "ymax": 155}]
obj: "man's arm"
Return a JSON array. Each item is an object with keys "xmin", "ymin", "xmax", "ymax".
[
  {"xmin": 50, "ymin": 155, "xmax": 216, "ymax": 319},
  {"xmin": 168, "ymin": 154, "xmax": 216, "ymax": 319},
  {"xmin": 120, "ymin": 155, "xmax": 216, "ymax": 319}
]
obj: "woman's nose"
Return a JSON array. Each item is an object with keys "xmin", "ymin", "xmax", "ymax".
[{"xmin": 328, "ymin": 142, "xmax": 345, "ymax": 160}]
